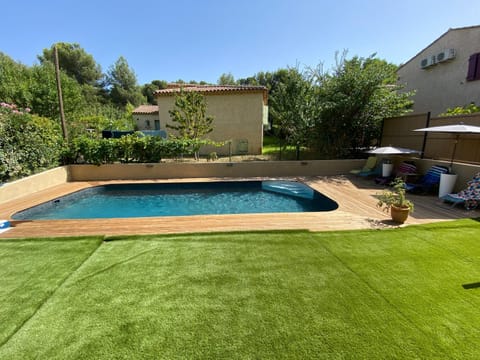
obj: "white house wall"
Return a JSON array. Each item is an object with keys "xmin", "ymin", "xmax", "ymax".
[{"xmin": 398, "ymin": 27, "xmax": 480, "ymax": 116}]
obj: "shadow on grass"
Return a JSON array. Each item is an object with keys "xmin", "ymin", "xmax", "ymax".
[{"xmin": 462, "ymin": 282, "xmax": 480, "ymax": 290}]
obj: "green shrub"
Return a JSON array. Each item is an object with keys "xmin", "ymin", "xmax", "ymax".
[
  {"xmin": 0, "ymin": 103, "xmax": 63, "ymax": 182},
  {"xmin": 64, "ymin": 135, "xmax": 218, "ymax": 165}
]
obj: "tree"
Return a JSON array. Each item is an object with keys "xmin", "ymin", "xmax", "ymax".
[
  {"xmin": 29, "ymin": 62, "xmax": 84, "ymax": 122},
  {"xmin": 309, "ymin": 53, "xmax": 413, "ymax": 157},
  {"xmin": 167, "ymin": 89, "xmax": 214, "ymax": 160},
  {"xmin": 217, "ymin": 72, "xmax": 235, "ymax": 85},
  {"xmin": 141, "ymin": 80, "xmax": 168, "ymax": 104},
  {"xmin": 38, "ymin": 43, "xmax": 102, "ymax": 86},
  {"xmin": 106, "ymin": 56, "xmax": 145, "ymax": 107},
  {"xmin": 0, "ymin": 52, "xmax": 31, "ymax": 107},
  {"xmin": 270, "ymin": 67, "xmax": 314, "ymax": 159}
]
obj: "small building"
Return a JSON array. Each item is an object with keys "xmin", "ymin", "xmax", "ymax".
[
  {"xmin": 154, "ymin": 84, "xmax": 269, "ymax": 155},
  {"xmin": 132, "ymin": 105, "xmax": 160, "ymax": 130},
  {"xmin": 397, "ymin": 25, "xmax": 480, "ymax": 115}
]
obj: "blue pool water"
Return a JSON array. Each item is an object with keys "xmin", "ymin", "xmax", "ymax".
[{"xmin": 12, "ymin": 181, "xmax": 338, "ymax": 220}]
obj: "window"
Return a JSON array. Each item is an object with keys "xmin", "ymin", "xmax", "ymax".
[
  {"xmin": 145, "ymin": 120, "xmax": 151, "ymax": 129},
  {"xmin": 467, "ymin": 53, "xmax": 480, "ymax": 81},
  {"xmin": 154, "ymin": 120, "xmax": 160, "ymax": 130}
]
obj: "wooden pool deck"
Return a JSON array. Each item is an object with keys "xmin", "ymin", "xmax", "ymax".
[{"xmin": 0, "ymin": 176, "xmax": 477, "ymax": 239}]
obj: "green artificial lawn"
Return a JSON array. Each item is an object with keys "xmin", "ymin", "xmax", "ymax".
[{"xmin": 1, "ymin": 220, "xmax": 480, "ymax": 359}]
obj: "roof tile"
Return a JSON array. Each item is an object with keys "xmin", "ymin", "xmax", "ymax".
[
  {"xmin": 154, "ymin": 84, "xmax": 268, "ymax": 104},
  {"xmin": 132, "ymin": 105, "xmax": 159, "ymax": 114}
]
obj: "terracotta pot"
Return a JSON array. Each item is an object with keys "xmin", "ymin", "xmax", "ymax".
[{"xmin": 390, "ymin": 205, "xmax": 410, "ymax": 224}]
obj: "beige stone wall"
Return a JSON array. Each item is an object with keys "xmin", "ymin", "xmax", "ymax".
[
  {"xmin": 134, "ymin": 113, "xmax": 160, "ymax": 130},
  {"xmin": 0, "ymin": 167, "xmax": 69, "ymax": 203},
  {"xmin": 398, "ymin": 27, "xmax": 480, "ymax": 116},
  {"xmin": 157, "ymin": 93, "xmax": 265, "ymax": 155},
  {"xmin": 68, "ymin": 160, "xmax": 361, "ymax": 181}
]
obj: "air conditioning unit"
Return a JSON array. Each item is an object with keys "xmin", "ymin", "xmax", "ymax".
[
  {"xmin": 436, "ymin": 48, "xmax": 456, "ymax": 62},
  {"xmin": 420, "ymin": 58, "xmax": 429, "ymax": 68},
  {"xmin": 420, "ymin": 56, "xmax": 437, "ymax": 69}
]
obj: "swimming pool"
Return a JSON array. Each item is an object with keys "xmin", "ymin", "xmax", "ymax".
[{"xmin": 12, "ymin": 180, "xmax": 338, "ymax": 220}]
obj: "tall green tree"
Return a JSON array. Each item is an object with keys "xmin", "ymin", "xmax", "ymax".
[
  {"xmin": 106, "ymin": 56, "xmax": 145, "ymax": 107},
  {"xmin": 38, "ymin": 43, "xmax": 103, "ymax": 86},
  {"xmin": 270, "ymin": 67, "xmax": 314, "ymax": 158},
  {"xmin": 217, "ymin": 72, "xmax": 235, "ymax": 85},
  {"xmin": 141, "ymin": 80, "xmax": 168, "ymax": 104},
  {"xmin": 310, "ymin": 53, "xmax": 413, "ymax": 157},
  {"xmin": 29, "ymin": 62, "xmax": 84, "ymax": 122},
  {"xmin": 167, "ymin": 89, "xmax": 214, "ymax": 160},
  {"xmin": 0, "ymin": 52, "xmax": 31, "ymax": 107}
]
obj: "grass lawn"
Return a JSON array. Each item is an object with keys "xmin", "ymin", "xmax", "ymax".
[{"xmin": 1, "ymin": 220, "xmax": 480, "ymax": 358}]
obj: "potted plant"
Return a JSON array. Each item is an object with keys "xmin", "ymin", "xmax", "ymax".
[{"xmin": 376, "ymin": 178, "xmax": 414, "ymax": 224}]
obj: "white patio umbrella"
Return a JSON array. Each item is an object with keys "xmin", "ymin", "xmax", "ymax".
[
  {"xmin": 367, "ymin": 146, "xmax": 421, "ymax": 155},
  {"xmin": 413, "ymin": 122, "xmax": 480, "ymax": 169},
  {"xmin": 367, "ymin": 146, "xmax": 421, "ymax": 177}
]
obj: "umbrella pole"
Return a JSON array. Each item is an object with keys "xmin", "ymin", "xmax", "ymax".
[{"xmin": 450, "ymin": 134, "xmax": 459, "ymax": 172}]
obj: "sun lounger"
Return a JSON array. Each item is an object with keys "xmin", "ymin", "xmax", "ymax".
[
  {"xmin": 442, "ymin": 172, "xmax": 480, "ymax": 210},
  {"xmin": 350, "ymin": 156, "xmax": 377, "ymax": 176}
]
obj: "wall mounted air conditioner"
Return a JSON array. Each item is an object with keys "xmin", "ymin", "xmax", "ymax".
[
  {"xmin": 420, "ymin": 58, "xmax": 429, "ymax": 68},
  {"xmin": 420, "ymin": 56, "xmax": 437, "ymax": 69},
  {"xmin": 436, "ymin": 48, "xmax": 456, "ymax": 62}
]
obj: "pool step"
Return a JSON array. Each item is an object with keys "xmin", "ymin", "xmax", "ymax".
[{"xmin": 262, "ymin": 181, "xmax": 314, "ymax": 199}]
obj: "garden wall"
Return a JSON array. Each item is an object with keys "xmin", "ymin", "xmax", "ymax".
[
  {"xmin": 67, "ymin": 160, "xmax": 361, "ymax": 181},
  {"xmin": 0, "ymin": 167, "xmax": 69, "ymax": 204}
]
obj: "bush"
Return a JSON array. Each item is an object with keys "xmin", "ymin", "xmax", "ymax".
[
  {"xmin": 1, "ymin": 102, "xmax": 63, "ymax": 182},
  {"xmin": 64, "ymin": 135, "xmax": 218, "ymax": 165}
]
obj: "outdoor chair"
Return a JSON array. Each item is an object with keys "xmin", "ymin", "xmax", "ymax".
[
  {"xmin": 405, "ymin": 165, "xmax": 448, "ymax": 194},
  {"xmin": 442, "ymin": 172, "xmax": 480, "ymax": 210},
  {"xmin": 350, "ymin": 156, "xmax": 378, "ymax": 176},
  {"xmin": 375, "ymin": 161, "xmax": 417, "ymax": 185}
]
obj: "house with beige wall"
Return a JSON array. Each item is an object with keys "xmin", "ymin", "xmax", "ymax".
[
  {"xmin": 397, "ymin": 25, "xmax": 480, "ymax": 116},
  {"xmin": 154, "ymin": 84, "xmax": 268, "ymax": 155},
  {"xmin": 132, "ymin": 105, "xmax": 160, "ymax": 130}
]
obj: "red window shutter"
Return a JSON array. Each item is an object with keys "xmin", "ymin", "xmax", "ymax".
[{"xmin": 467, "ymin": 53, "xmax": 479, "ymax": 81}]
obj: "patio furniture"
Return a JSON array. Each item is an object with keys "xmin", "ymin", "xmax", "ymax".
[
  {"xmin": 375, "ymin": 161, "xmax": 417, "ymax": 185},
  {"xmin": 350, "ymin": 156, "xmax": 378, "ymax": 176},
  {"xmin": 405, "ymin": 165, "xmax": 448, "ymax": 194},
  {"xmin": 442, "ymin": 172, "xmax": 480, "ymax": 210}
]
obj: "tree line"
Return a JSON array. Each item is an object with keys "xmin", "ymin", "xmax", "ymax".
[
  {"xmin": 217, "ymin": 52, "xmax": 414, "ymax": 158},
  {"xmin": 1, "ymin": 42, "xmax": 414, "ymax": 182}
]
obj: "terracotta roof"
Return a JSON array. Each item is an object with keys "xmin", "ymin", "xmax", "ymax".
[
  {"xmin": 154, "ymin": 84, "xmax": 268, "ymax": 105},
  {"xmin": 132, "ymin": 105, "xmax": 158, "ymax": 114}
]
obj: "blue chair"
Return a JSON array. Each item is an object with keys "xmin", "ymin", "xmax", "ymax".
[{"xmin": 405, "ymin": 165, "xmax": 448, "ymax": 194}]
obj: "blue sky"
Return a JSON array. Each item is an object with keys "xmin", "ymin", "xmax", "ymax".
[{"xmin": 1, "ymin": 0, "xmax": 479, "ymax": 85}]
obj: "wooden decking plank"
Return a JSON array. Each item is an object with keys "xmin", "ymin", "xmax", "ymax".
[{"xmin": 0, "ymin": 176, "xmax": 477, "ymax": 239}]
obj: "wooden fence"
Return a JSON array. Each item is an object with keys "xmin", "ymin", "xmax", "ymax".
[{"xmin": 382, "ymin": 113, "xmax": 480, "ymax": 165}]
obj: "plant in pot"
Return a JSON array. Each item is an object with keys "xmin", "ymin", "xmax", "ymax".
[{"xmin": 376, "ymin": 178, "xmax": 414, "ymax": 224}]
